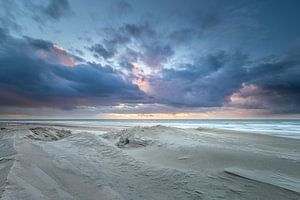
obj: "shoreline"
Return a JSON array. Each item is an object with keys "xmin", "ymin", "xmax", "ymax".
[{"xmin": 2, "ymin": 120, "xmax": 300, "ymax": 138}]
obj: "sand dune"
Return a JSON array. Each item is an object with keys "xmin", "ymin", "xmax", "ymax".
[
  {"xmin": 27, "ymin": 127, "xmax": 71, "ymax": 141},
  {"xmin": 0, "ymin": 124, "xmax": 299, "ymax": 199},
  {"xmin": 224, "ymin": 167, "xmax": 300, "ymax": 194}
]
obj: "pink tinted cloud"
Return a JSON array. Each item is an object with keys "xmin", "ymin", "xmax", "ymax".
[
  {"xmin": 35, "ymin": 44, "xmax": 81, "ymax": 67},
  {"xmin": 227, "ymin": 84, "xmax": 278, "ymax": 109}
]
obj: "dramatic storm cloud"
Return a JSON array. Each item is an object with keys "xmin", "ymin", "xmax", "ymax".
[
  {"xmin": 0, "ymin": 28, "xmax": 145, "ymax": 109},
  {"xmin": 0, "ymin": 0, "xmax": 299, "ymax": 118}
]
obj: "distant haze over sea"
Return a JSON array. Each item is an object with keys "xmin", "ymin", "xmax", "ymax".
[{"xmin": 1, "ymin": 119, "xmax": 300, "ymax": 140}]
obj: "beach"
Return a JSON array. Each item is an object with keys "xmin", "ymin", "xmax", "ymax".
[{"xmin": 0, "ymin": 122, "xmax": 299, "ymax": 200}]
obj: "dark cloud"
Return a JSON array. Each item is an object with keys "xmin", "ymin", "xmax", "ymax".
[
  {"xmin": 0, "ymin": 0, "xmax": 299, "ymax": 117},
  {"xmin": 23, "ymin": 36, "xmax": 85, "ymax": 65},
  {"xmin": 121, "ymin": 48, "xmax": 141, "ymax": 63},
  {"xmin": 145, "ymin": 48, "xmax": 300, "ymax": 113},
  {"xmin": 91, "ymin": 24, "xmax": 146, "ymax": 60},
  {"xmin": 99, "ymin": 22, "xmax": 155, "ymax": 52},
  {"xmin": 149, "ymin": 51, "xmax": 248, "ymax": 107},
  {"xmin": 89, "ymin": 43, "xmax": 115, "ymax": 59},
  {"xmin": 141, "ymin": 44, "xmax": 174, "ymax": 68},
  {"xmin": 97, "ymin": 22, "xmax": 174, "ymax": 68},
  {"xmin": 44, "ymin": 0, "xmax": 71, "ymax": 20},
  {"xmin": 1, "ymin": 23, "xmax": 300, "ymax": 114},
  {"xmin": 150, "ymin": 47, "xmax": 300, "ymax": 113},
  {"xmin": 119, "ymin": 61, "xmax": 134, "ymax": 71},
  {"xmin": 0, "ymin": 29, "xmax": 145, "ymax": 109},
  {"xmin": 242, "ymin": 50, "xmax": 300, "ymax": 113},
  {"xmin": 24, "ymin": 36, "xmax": 53, "ymax": 51}
]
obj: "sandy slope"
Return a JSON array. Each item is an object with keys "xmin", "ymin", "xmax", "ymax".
[{"xmin": 0, "ymin": 123, "xmax": 299, "ymax": 199}]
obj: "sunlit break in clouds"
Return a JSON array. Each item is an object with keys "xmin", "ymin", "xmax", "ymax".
[{"xmin": 0, "ymin": 0, "xmax": 300, "ymax": 119}]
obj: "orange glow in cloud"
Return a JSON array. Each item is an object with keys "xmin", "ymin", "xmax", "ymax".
[
  {"xmin": 52, "ymin": 44, "xmax": 65, "ymax": 52},
  {"xmin": 52, "ymin": 44, "xmax": 77, "ymax": 66},
  {"xmin": 35, "ymin": 44, "xmax": 79, "ymax": 67},
  {"xmin": 133, "ymin": 78, "xmax": 151, "ymax": 93},
  {"xmin": 131, "ymin": 62, "xmax": 152, "ymax": 93}
]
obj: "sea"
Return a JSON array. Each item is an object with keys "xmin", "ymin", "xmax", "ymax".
[{"xmin": 1, "ymin": 119, "xmax": 300, "ymax": 140}]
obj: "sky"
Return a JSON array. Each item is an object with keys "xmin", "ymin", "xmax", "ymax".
[{"xmin": 0, "ymin": 0, "xmax": 300, "ymax": 119}]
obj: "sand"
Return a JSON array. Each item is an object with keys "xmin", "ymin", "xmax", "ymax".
[{"xmin": 0, "ymin": 123, "xmax": 299, "ymax": 199}]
